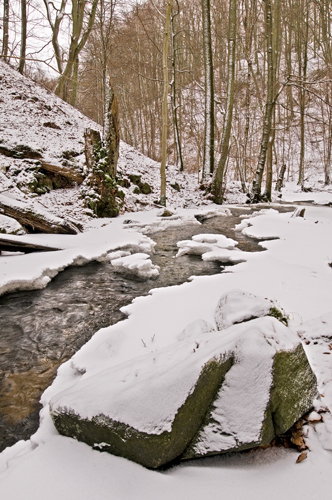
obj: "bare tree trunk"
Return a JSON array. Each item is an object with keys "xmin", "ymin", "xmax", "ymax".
[
  {"xmin": 201, "ymin": 0, "xmax": 214, "ymax": 180},
  {"xmin": 55, "ymin": 0, "xmax": 99, "ymax": 102},
  {"xmin": 170, "ymin": 10, "xmax": 184, "ymax": 172},
  {"xmin": 264, "ymin": 0, "xmax": 280, "ymax": 201},
  {"xmin": 298, "ymin": 0, "xmax": 308, "ymax": 190},
  {"xmin": 250, "ymin": 0, "xmax": 274, "ymax": 203},
  {"xmin": 325, "ymin": 87, "xmax": 332, "ymax": 185},
  {"xmin": 1, "ymin": 0, "xmax": 9, "ymax": 62},
  {"xmin": 275, "ymin": 163, "xmax": 286, "ymax": 191},
  {"xmin": 212, "ymin": 0, "xmax": 236, "ymax": 203},
  {"xmin": 160, "ymin": 0, "xmax": 173, "ymax": 207},
  {"xmin": 18, "ymin": 0, "xmax": 27, "ymax": 74},
  {"xmin": 43, "ymin": 0, "xmax": 67, "ymax": 74},
  {"xmin": 71, "ymin": 57, "xmax": 79, "ymax": 106}
]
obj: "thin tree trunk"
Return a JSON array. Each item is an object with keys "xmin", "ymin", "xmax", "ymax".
[
  {"xmin": 18, "ymin": 0, "xmax": 27, "ymax": 74},
  {"xmin": 325, "ymin": 87, "xmax": 332, "ymax": 185},
  {"xmin": 170, "ymin": 12, "xmax": 184, "ymax": 172},
  {"xmin": 2, "ymin": 0, "xmax": 9, "ymax": 62},
  {"xmin": 201, "ymin": 0, "xmax": 214, "ymax": 180},
  {"xmin": 71, "ymin": 57, "xmax": 79, "ymax": 106},
  {"xmin": 264, "ymin": 0, "xmax": 280, "ymax": 201},
  {"xmin": 251, "ymin": 0, "xmax": 274, "ymax": 203},
  {"xmin": 212, "ymin": 0, "xmax": 236, "ymax": 203},
  {"xmin": 298, "ymin": 1, "xmax": 308, "ymax": 190},
  {"xmin": 275, "ymin": 163, "xmax": 286, "ymax": 191},
  {"xmin": 160, "ymin": 0, "xmax": 173, "ymax": 206}
]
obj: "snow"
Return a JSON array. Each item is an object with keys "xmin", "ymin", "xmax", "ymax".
[
  {"xmin": 176, "ymin": 232, "xmax": 250, "ymax": 264},
  {"xmin": 0, "ymin": 214, "xmax": 25, "ymax": 234},
  {"xmin": 214, "ymin": 289, "xmax": 277, "ymax": 330},
  {"xmin": 110, "ymin": 252, "xmax": 160, "ymax": 279}
]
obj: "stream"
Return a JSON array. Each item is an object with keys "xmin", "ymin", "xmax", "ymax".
[{"xmin": 0, "ymin": 205, "xmax": 293, "ymax": 452}]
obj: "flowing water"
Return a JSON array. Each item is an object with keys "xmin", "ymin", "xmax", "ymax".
[{"xmin": 0, "ymin": 205, "xmax": 293, "ymax": 451}]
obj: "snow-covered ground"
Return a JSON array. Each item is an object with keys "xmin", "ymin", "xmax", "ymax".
[{"xmin": 1, "ymin": 203, "xmax": 332, "ymax": 499}]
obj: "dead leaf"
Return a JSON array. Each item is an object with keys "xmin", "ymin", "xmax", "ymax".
[{"xmin": 296, "ymin": 452, "xmax": 308, "ymax": 464}]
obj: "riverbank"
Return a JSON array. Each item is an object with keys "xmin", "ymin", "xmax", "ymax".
[{"xmin": 0, "ymin": 203, "xmax": 332, "ymax": 499}]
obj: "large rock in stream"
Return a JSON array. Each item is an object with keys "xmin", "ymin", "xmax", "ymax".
[{"xmin": 50, "ymin": 291, "xmax": 317, "ymax": 469}]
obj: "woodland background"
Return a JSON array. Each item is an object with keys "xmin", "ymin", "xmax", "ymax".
[{"xmin": 1, "ymin": 0, "xmax": 332, "ymax": 201}]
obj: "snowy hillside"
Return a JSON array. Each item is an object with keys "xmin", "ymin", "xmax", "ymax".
[{"xmin": 0, "ymin": 61, "xmax": 219, "ymax": 229}]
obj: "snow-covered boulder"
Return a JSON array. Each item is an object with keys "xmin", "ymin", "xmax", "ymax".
[
  {"xmin": 215, "ymin": 289, "xmax": 288, "ymax": 330},
  {"xmin": 50, "ymin": 310, "xmax": 317, "ymax": 468}
]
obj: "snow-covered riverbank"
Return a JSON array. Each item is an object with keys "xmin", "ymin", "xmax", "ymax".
[{"xmin": 0, "ymin": 203, "xmax": 332, "ymax": 499}]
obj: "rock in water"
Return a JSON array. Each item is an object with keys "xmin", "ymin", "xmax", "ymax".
[{"xmin": 50, "ymin": 309, "xmax": 317, "ymax": 468}]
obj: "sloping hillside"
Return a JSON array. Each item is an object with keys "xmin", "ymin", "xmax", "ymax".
[{"xmin": 0, "ymin": 62, "xmax": 225, "ymax": 231}]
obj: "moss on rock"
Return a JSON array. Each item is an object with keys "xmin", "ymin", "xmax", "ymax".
[{"xmin": 51, "ymin": 357, "xmax": 234, "ymax": 469}]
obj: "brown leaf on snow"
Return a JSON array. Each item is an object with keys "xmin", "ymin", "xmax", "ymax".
[{"xmin": 296, "ymin": 452, "xmax": 308, "ymax": 464}]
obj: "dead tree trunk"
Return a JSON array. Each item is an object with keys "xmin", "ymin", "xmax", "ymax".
[
  {"xmin": 103, "ymin": 75, "xmax": 120, "ymax": 178},
  {"xmin": 83, "ymin": 127, "xmax": 120, "ymax": 217},
  {"xmin": 0, "ymin": 196, "xmax": 81, "ymax": 234}
]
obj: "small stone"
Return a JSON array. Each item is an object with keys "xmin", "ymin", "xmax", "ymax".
[{"xmin": 160, "ymin": 209, "xmax": 174, "ymax": 217}]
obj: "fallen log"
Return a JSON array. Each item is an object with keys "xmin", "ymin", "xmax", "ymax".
[
  {"xmin": 0, "ymin": 195, "xmax": 81, "ymax": 234},
  {"xmin": 41, "ymin": 159, "xmax": 85, "ymax": 184},
  {"xmin": 0, "ymin": 236, "xmax": 61, "ymax": 253},
  {"xmin": 0, "ymin": 142, "xmax": 85, "ymax": 184}
]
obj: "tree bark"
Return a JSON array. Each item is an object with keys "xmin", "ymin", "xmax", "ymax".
[
  {"xmin": 201, "ymin": 0, "xmax": 214, "ymax": 179},
  {"xmin": 103, "ymin": 75, "xmax": 119, "ymax": 178},
  {"xmin": 250, "ymin": 0, "xmax": 274, "ymax": 203},
  {"xmin": 83, "ymin": 126, "xmax": 119, "ymax": 217},
  {"xmin": 264, "ymin": 0, "xmax": 280, "ymax": 201},
  {"xmin": 170, "ymin": 10, "xmax": 184, "ymax": 172},
  {"xmin": 18, "ymin": 0, "xmax": 27, "ymax": 74},
  {"xmin": 40, "ymin": 160, "xmax": 85, "ymax": 183},
  {"xmin": 325, "ymin": 88, "xmax": 332, "ymax": 185},
  {"xmin": 2, "ymin": 0, "xmax": 9, "ymax": 62},
  {"xmin": 275, "ymin": 163, "xmax": 286, "ymax": 191},
  {"xmin": 212, "ymin": 0, "xmax": 236, "ymax": 203},
  {"xmin": 298, "ymin": 3, "xmax": 308, "ymax": 190},
  {"xmin": 160, "ymin": 0, "xmax": 173, "ymax": 207}
]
